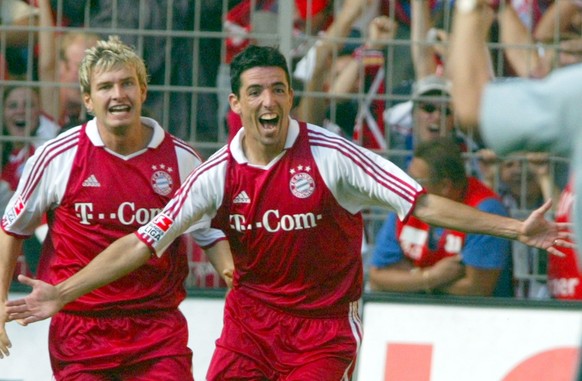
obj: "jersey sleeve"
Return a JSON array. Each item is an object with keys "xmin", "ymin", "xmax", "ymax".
[
  {"xmin": 136, "ymin": 149, "xmax": 228, "ymax": 257},
  {"xmin": 173, "ymin": 138, "xmax": 203, "ymax": 182},
  {"xmin": 172, "ymin": 136, "xmax": 224, "ymax": 244},
  {"xmin": 309, "ymin": 126, "xmax": 424, "ymax": 221},
  {"xmin": 1, "ymin": 136, "xmax": 77, "ymax": 237},
  {"xmin": 461, "ymin": 198, "xmax": 511, "ymax": 269},
  {"xmin": 370, "ymin": 212, "xmax": 405, "ymax": 268}
]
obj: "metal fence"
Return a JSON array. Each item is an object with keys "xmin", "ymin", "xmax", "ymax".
[{"xmin": 2, "ymin": 0, "xmax": 574, "ymax": 296}]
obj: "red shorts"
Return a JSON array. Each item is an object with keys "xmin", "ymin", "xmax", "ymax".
[
  {"xmin": 49, "ymin": 309, "xmax": 193, "ymax": 381},
  {"xmin": 207, "ymin": 290, "xmax": 362, "ymax": 381}
]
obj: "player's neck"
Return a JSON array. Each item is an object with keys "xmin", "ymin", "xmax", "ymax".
[
  {"xmin": 98, "ymin": 122, "xmax": 153, "ymax": 156},
  {"xmin": 242, "ymin": 137, "xmax": 285, "ymax": 166}
]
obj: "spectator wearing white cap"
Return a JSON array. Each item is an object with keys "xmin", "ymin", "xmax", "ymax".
[{"xmin": 385, "ymin": 74, "xmax": 482, "ymax": 172}]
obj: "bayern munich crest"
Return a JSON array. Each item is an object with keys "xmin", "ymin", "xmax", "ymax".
[
  {"xmin": 289, "ymin": 165, "xmax": 315, "ymax": 199},
  {"xmin": 151, "ymin": 166, "xmax": 174, "ymax": 196}
]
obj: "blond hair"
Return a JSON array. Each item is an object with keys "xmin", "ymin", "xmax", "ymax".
[{"xmin": 78, "ymin": 35, "xmax": 149, "ymax": 94}]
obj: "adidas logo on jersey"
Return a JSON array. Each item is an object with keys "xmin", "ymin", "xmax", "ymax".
[
  {"xmin": 233, "ymin": 191, "xmax": 251, "ymax": 204},
  {"xmin": 82, "ymin": 174, "xmax": 101, "ymax": 187}
]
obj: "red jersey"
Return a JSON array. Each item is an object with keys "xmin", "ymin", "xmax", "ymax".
[
  {"xmin": 138, "ymin": 120, "xmax": 423, "ymax": 317},
  {"xmin": 2, "ymin": 118, "xmax": 204, "ymax": 313},
  {"xmin": 548, "ymin": 179, "xmax": 582, "ymax": 300},
  {"xmin": 214, "ymin": 122, "xmax": 365, "ymax": 317}
]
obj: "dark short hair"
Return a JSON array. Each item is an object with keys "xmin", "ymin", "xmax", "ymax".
[
  {"xmin": 230, "ymin": 45, "xmax": 291, "ymax": 96},
  {"xmin": 413, "ymin": 137, "xmax": 467, "ymax": 186}
]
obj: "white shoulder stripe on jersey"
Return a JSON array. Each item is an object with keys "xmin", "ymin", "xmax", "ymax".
[
  {"xmin": 171, "ymin": 136, "xmax": 202, "ymax": 162},
  {"xmin": 21, "ymin": 131, "xmax": 80, "ymax": 202},
  {"xmin": 311, "ymin": 138, "xmax": 417, "ymax": 203},
  {"xmin": 164, "ymin": 147, "xmax": 229, "ymax": 219},
  {"xmin": 307, "ymin": 126, "xmax": 415, "ymax": 192},
  {"xmin": 307, "ymin": 127, "xmax": 419, "ymax": 203}
]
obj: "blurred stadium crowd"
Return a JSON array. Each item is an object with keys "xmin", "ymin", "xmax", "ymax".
[{"xmin": 1, "ymin": 0, "xmax": 580, "ymax": 299}]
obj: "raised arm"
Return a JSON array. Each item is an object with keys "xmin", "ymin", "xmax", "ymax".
[
  {"xmin": 497, "ymin": 3, "xmax": 548, "ymax": 78},
  {"xmin": 2, "ymin": 2, "xmax": 38, "ymax": 47},
  {"xmin": 37, "ymin": 0, "xmax": 60, "ymax": 122},
  {"xmin": 330, "ymin": 15, "xmax": 398, "ymax": 96},
  {"xmin": 411, "ymin": 0, "xmax": 438, "ymax": 78},
  {"xmin": 294, "ymin": 0, "xmax": 371, "ymax": 124},
  {"xmin": 534, "ymin": 0, "xmax": 582, "ymax": 43},
  {"xmin": 448, "ymin": 0, "xmax": 494, "ymax": 128}
]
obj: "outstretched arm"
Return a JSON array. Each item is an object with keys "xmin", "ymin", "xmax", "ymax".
[
  {"xmin": 6, "ymin": 233, "xmax": 151, "ymax": 325},
  {"xmin": 413, "ymin": 194, "xmax": 571, "ymax": 256}
]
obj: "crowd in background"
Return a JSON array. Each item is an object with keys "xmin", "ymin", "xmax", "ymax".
[{"xmin": 1, "ymin": 0, "xmax": 580, "ymax": 299}]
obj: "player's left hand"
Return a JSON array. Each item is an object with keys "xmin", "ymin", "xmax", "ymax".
[{"xmin": 518, "ymin": 199, "xmax": 574, "ymax": 256}]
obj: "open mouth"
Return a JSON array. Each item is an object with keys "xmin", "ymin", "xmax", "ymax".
[
  {"xmin": 14, "ymin": 121, "xmax": 27, "ymax": 129},
  {"xmin": 427, "ymin": 124, "xmax": 441, "ymax": 134},
  {"xmin": 109, "ymin": 105, "xmax": 131, "ymax": 114},
  {"xmin": 259, "ymin": 113, "xmax": 279, "ymax": 129}
]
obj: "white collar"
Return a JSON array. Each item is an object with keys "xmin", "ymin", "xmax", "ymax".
[
  {"xmin": 85, "ymin": 116, "xmax": 165, "ymax": 149},
  {"xmin": 229, "ymin": 117, "xmax": 300, "ymax": 164}
]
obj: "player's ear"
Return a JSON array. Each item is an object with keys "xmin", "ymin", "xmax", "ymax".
[
  {"xmin": 83, "ymin": 92, "xmax": 93, "ymax": 114},
  {"xmin": 228, "ymin": 93, "xmax": 241, "ymax": 115},
  {"xmin": 140, "ymin": 84, "xmax": 148, "ymax": 103},
  {"xmin": 287, "ymin": 87, "xmax": 294, "ymax": 108}
]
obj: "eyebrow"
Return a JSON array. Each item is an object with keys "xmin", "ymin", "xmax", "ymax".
[
  {"xmin": 95, "ymin": 76, "xmax": 135, "ymax": 85},
  {"xmin": 246, "ymin": 81, "xmax": 287, "ymax": 90}
]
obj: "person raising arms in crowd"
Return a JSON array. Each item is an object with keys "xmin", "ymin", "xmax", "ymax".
[
  {"xmin": 0, "ymin": 36, "xmax": 233, "ymax": 380},
  {"xmin": 448, "ymin": 0, "xmax": 581, "ymax": 264},
  {"xmin": 37, "ymin": 0, "xmax": 100, "ymax": 129},
  {"xmin": 1, "ymin": 85, "xmax": 60, "ymax": 205},
  {"xmin": 5, "ymin": 44, "xmax": 568, "ymax": 381},
  {"xmin": 1, "ymin": 85, "xmax": 61, "ymax": 279}
]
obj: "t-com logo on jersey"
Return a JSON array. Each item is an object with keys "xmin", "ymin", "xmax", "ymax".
[
  {"xmin": 229, "ymin": 209, "xmax": 322, "ymax": 233},
  {"xmin": 74, "ymin": 202, "xmax": 163, "ymax": 226}
]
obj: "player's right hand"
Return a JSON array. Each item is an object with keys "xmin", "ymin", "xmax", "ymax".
[
  {"xmin": 5, "ymin": 275, "xmax": 64, "ymax": 325},
  {"xmin": 0, "ymin": 304, "xmax": 12, "ymax": 359}
]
